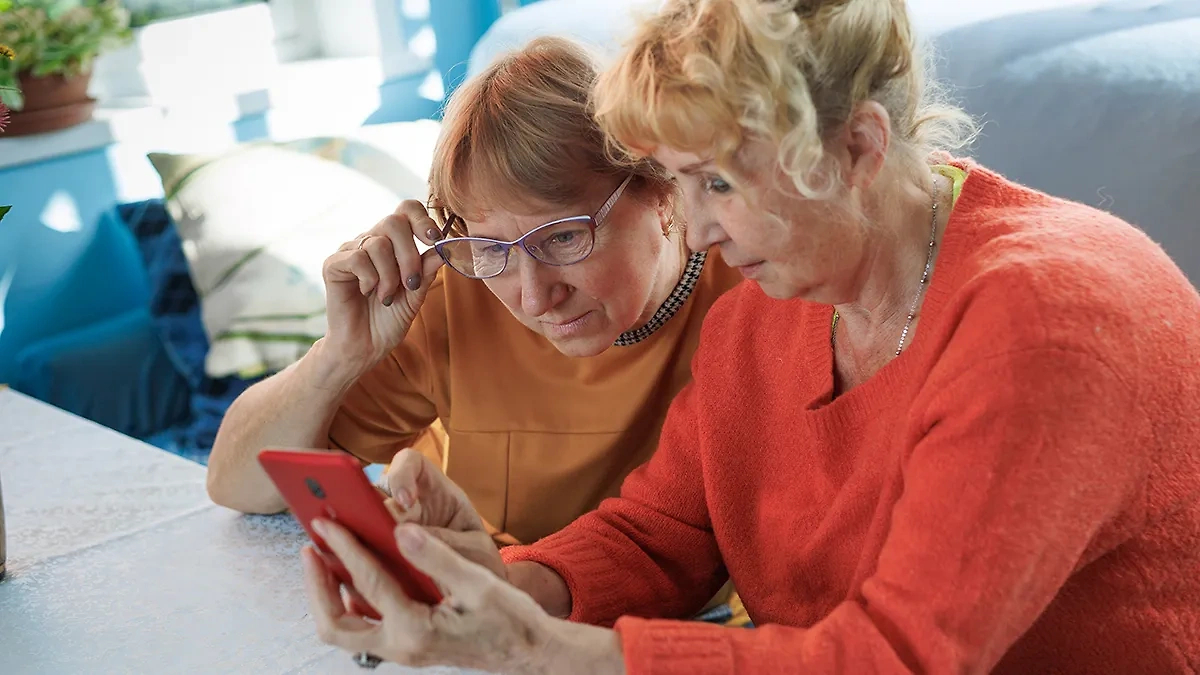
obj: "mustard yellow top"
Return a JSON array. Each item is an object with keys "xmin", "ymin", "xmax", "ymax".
[{"xmin": 329, "ymin": 251, "xmax": 744, "ymax": 545}]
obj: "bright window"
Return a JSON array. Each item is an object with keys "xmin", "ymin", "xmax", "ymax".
[{"xmin": 125, "ymin": 0, "xmax": 266, "ymax": 28}]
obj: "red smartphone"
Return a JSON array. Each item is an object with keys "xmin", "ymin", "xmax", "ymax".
[{"xmin": 257, "ymin": 448, "xmax": 444, "ymax": 618}]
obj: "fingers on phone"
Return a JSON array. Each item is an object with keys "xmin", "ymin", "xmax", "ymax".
[
  {"xmin": 385, "ymin": 449, "xmax": 428, "ymax": 506},
  {"xmin": 383, "ymin": 497, "xmax": 405, "ymax": 522},
  {"xmin": 302, "ymin": 546, "xmax": 346, "ymax": 617}
]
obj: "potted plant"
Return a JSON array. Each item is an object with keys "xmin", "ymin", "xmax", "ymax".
[{"xmin": 0, "ymin": 0, "xmax": 132, "ymax": 137}]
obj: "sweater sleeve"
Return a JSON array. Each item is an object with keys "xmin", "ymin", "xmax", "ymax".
[
  {"xmin": 612, "ymin": 347, "xmax": 1149, "ymax": 674},
  {"xmin": 501, "ymin": 380, "xmax": 727, "ymax": 627}
]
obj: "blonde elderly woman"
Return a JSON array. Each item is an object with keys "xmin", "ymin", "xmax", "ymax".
[
  {"xmin": 299, "ymin": 1, "xmax": 1200, "ymax": 673},
  {"xmin": 206, "ymin": 35, "xmax": 746, "ymax": 621}
]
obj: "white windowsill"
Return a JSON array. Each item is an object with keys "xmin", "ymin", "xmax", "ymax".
[
  {"xmin": 0, "ymin": 56, "xmax": 430, "ymax": 171},
  {"xmin": 0, "ymin": 106, "xmax": 164, "ymax": 171}
]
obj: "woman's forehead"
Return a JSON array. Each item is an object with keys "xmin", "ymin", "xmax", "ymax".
[
  {"xmin": 463, "ymin": 201, "xmax": 592, "ymax": 239},
  {"xmin": 458, "ymin": 178, "xmax": 622, "ymax": 238},
  {"xmin": 652, "ymin": 146, "xmax": 702, "ymax": 169}
]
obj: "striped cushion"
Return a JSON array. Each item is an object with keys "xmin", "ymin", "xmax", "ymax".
[{"xmin": 148, "ymin": 132, "xmax": 432, "ymax": 379}]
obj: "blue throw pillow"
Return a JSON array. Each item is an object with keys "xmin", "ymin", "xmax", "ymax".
[
  {"xmin": 118, "ymin": 200, "xmax": 264, "ymax": 459},
  {"xmin": 119, "ymin": 200, "xmax": 208, "ymax": 386}
]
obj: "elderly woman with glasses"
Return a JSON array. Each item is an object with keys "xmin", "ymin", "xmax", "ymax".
[{"xmin": 205, "ymin": 36, "xmax": 746, "ymax": 622}]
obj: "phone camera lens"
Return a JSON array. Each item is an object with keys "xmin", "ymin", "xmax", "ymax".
[{"xmin": 305, "ymin": 478, "xmax": 326, "ymax": 500}]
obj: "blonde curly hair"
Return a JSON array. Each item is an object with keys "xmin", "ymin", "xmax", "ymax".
[{"xmin": 594, "ymin": 0, "xmax": 978, "ymax": 199}]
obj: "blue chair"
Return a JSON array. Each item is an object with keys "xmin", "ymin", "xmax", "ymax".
[{"xmin": 3, "ymin": 203, "xmax": 191, "ymax": 439}]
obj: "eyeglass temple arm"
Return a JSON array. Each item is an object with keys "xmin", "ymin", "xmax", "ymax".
[
  {"xmin": 433, "ymin": 213, "xmax": 458, "ymax": 242},
  {"xmin": 594, "ymin": 174, "xmax": 634, "ymax": 223}
]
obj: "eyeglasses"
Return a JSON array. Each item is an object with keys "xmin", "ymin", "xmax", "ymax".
[{"xmin": 434, "ymin": 174, "xmax": 634, "ymax": 280}]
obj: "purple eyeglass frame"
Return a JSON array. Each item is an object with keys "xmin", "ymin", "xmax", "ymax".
[{"xmin": 434, "ymin": 174, "xmax": 634, "ymax": 280}]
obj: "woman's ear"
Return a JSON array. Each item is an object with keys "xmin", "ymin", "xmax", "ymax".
[
  {"xmin": 839, "ymin": 100, "xmax": 891, "ymax": 191},
  {"xmin": 657, "ymin": 192, "xmax": 676, "ymax": 236}
]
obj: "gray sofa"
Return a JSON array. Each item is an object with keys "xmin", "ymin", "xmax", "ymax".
[{"xmin": 470, "ymin": 0, "xmax": 1200, "ymax": 284}]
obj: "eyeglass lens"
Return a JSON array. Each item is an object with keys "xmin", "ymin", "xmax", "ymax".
[{"xmin": 437, "ymin": 217, "xmax": 595, "ymax": 278}]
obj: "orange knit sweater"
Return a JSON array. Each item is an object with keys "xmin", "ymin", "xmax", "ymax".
[{"xmin": 503, "ymin": 162, "xmax": 1200, "ymax": 674}]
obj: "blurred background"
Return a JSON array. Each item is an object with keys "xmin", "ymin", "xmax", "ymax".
[{"xmin": 0, "ymin": 0, "xmax": 1197, "ymax": 464}]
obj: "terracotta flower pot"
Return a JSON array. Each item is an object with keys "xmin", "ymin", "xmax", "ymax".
[{"xmin": 3, "ymin": 70, "xmax": 96, "ymax": 137}]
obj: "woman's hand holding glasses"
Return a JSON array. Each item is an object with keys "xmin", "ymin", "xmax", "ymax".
[{"xmin": 320, "ymin": 200, "xmax": 446, "ymax": 379}]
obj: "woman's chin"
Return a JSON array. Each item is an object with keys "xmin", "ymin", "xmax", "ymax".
[
  {"xmin": 546, "ymin": 333, "xmax": 614, "ymax": 358},
  {"xmin": 755, "ymin": 279, "xmax": 801, "ymax": 300},
  {"xmin": 751, "ymin": 271, "xmax": 813, "ymax": 301}
]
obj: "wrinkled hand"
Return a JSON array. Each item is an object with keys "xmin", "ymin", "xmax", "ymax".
[
  {"xmin": 383, "ymin": 449, "xmax": 507, "ymax": 580},
  {"xmin": 303, "ymin": 520, "xmax": 562, "ymax": 674},
  {"xmin": 320, "ymin": 200, "xmax": 445, "ymax": 374}
]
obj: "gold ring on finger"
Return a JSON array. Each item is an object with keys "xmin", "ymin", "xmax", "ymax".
[{"xmin": 356, "ymin": 234, "xmax": 372, "ymax": 251}]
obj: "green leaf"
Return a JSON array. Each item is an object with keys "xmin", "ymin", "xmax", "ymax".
[
  {"xmin": 45, "ymin": 1, "xmax": 84, "ymax": 22},
  {"xmin": 0, "ymin": 86, "xmax": 21, "ymax": 111},
  {"xmin": 0, "ymin": 0, "xmax": 132, "ymax": 81},
  {"xmin": 0, "ymin": 205, "xmax": 11, "ymax": 223}
]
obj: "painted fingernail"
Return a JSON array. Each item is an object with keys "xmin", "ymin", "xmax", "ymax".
[
  {"xmin": 426, "ymin": 228, "xmax": 440, "ymax": 241},
  {"xmin": 382, "ymin": 295, "xmax": 393, "ymax": 307},
  {"xmin": 311, "ymin": 519, "xmax": 328, "ymax": 536},
  {"xmin": 395, "ymin": 525, "xmax": 425, "ymax": 552},
  {"xmin": 406, "ymin": 274, "xmax": 421, "ymax": 291},
  {"xmin": 395, "ymin": 488, "xmax": 415, "ymax": 510}
]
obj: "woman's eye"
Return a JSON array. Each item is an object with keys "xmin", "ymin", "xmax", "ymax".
[
  {"xmin": 702, "ymin": 176, "xmax": 732, "ymax": 194},
  {"xmin": 550, "ymin": 232, "xmax": 576, "ymax": 244}
]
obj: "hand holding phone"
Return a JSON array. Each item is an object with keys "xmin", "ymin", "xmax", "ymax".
[{"xmin": 257, "ymin": 448, "xmax": 443, "ymax": 618}]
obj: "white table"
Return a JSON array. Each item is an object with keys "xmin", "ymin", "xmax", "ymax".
[{"xmin": 0, "ymin": 388, "xmax": 485, "ymax": 674}]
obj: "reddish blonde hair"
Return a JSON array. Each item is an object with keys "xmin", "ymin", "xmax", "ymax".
[{"xmin": 427, "ymin": 36, "xmax": 675, "ymax": 234}]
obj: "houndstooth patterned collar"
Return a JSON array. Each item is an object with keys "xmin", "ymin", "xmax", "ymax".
[{"xmin": 613, "ymin": 250, "xmax": 708, "ymax": 347}]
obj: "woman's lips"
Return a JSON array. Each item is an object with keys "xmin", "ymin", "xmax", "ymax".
[
  {"xmin": 736, "ymin": 261, "xmax": 765, "ymax": 279},
  {"xmin": 541, "ymin": 310, "xmax": 595, "ymax": 338}
]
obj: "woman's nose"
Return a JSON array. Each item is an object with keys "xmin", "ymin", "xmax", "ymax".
[
  {"xmin": 683, "ymin": 199, "xmax": 723, "ymax": 252},
  {"xmin": 517, "ymin": 254, "xmax": 565, "ymax": 317}
]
